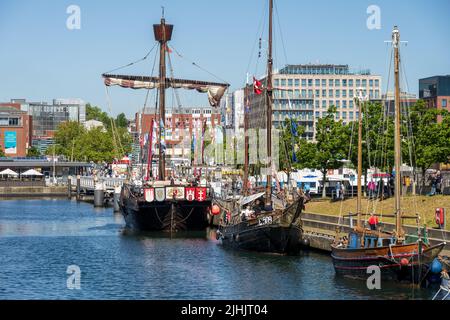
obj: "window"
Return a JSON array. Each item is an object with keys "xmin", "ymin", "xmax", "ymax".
[
  {"xmin": 322, "ymin": 100, "xmax": 327, "ymax": 108},
  {"xmin": 315, "ymin": 89, "xmax": 320, "ymax": 97},
  {"xmin": 356, "ymin": 79, "xmax": 361, "ymax": 87},
  {"xmin": 281, "ymin": 79, "xmax": 286, "ymax": 86},
  {"xmin": 274, "ymin": 79, "xmax": 279, "ymax": 86},
  {"xmin": 315, "ymin": 100, "xmax": 319, "ymax": 107},
  {"xmin": 329, "ymin": 79, "xmax": 334, "ymax": 87},
  {"xmin": 308, "ymin": 89, "xmax": 313, "ymax": 98},
  {"xmin": 443, "ymin": 99, "xmax": 448, "ymax": 108},
  {"xmin": 315, "ymin": 111, "xmax": 320, "ymax": 118},
  {"xmin": 362, "ymin": 79, "xmax": 367, "ymax": 86},
  {"xmin": 349, "ymin": 79, "xmax": 354, "ymax": 86},
  {"xmin": 342, "ymin": 111, "xmax": 347, "ymax": 119},
  {"xmin": 308, "ymin": 79, "xmax": 313, "ymax": 86},
  {"xmin": 369, "ymin": 90, "xmax": 374, "ymax": 99},
  {"xmin": 301, "ymin": 89, "xmax": 306, "ymax": 98},
  {"xmin": 335, "ymin": 79, "xmax": 340, "ymax": 86},
  {"xmin": 322, "ymin": 79, "xmax": 326, "ymax": 87},
  {"xmin": 369, "ymin": 80, "xmax": 374, "ymax": 86},
  {"xmin": 336, "ymin": 89, "xmax": 340, "ymax": 98},
  {"xmin": 375, "ymin": 79, "xmax": 380, "ymax": 87},
  {"xmin": 329, "ymin": 89, "xmax": 333, "ymax": 97},
  {"xmin": 342, "ymin": 79, "xmax": 347, "ymax": 87},
  {"xmin": 295, "ymin": 79, "xmax": 300, "ymax": 86},
  {"xmin": 329, "ymin": 100, "xmax": 334, "ymax": 107},
  {"xmin": 294, "ymin": 89, "xmax": 300, "ymax": 98},
  {"xmin": 375, "ymin": 90, "xmax": 380, "ymax": 99},
  {"xmin": 349, "ymin": 100, "xmax": 354, "ymax": 108},
  {"xmin": 302, "ymin": 79, "xmax": 306, "ymax": 86},
  {"xmin": 9, "ymin": 118, "xmax": 19, "ymax": 126},
  {"xmin": 288, "ymin": 79, "xmax": 293, "ymax": 87},
  {"xmin": 336, "ymin": 100, "xmax": 340, "ymax": 107},
  {"xmin": 315, "ymin": 79, "xmax": 320, "ymax": 86},
  {"xmin": 322, "ymin": 89, "xmax": 327, "ymax": 97},
  {"xmin": 349, "ymin": 89, "xmax": 354, "ymax": 98},
  {"xmin": 342, "ymin": 90, "xmax": 347, "ymax": 98},
  {"xmin": 343, "ymin": 100, "xmax": 347, "ymax": 108}
]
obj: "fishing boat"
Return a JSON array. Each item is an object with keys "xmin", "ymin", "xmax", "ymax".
[
  {"xmin": 102, "ymin": 13, "xmax": 229, "ymax": 232},
  {"xmin": 215, "ymin": 0, "xmax": 306, "ymax": 255},
  {"xmin": 331, "ymin": 26, "xmax": 446, "ymax": 282}
]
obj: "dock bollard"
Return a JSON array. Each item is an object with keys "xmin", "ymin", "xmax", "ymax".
[
  {"xmin": 76, "ymin": 175, "xmax": 81, "ymax": 201},
  {"xmin": 67, "ymin": 176, "xmax": 72, "ymax": 199},
  {"xmin": 94, "ymin": 182, "xmax": 104, "ymax": 207},
  {"xmin": 113, "ymin": 185, "xmax": 121, "ymax": 212}
]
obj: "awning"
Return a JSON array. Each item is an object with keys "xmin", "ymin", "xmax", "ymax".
[
  {"xmin": 21, "ymin": 169, "xmax": 44, "ymax": 176},
  {"xmin": 239, "ymin": 192, "xmax": 265, "ymax": 207},
  {"xmin": 0, "ymin": 168, "xmax": 18, "ymax": 176}
]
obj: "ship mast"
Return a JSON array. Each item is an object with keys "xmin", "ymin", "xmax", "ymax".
[
  {"xmin": 265, "ymin": 0, "xmax": 273, "ymax": 207},
  {"xmin": 153, "ymin": 14, "xmax": 173, "ymax": 181},
  {"xmin": 392, "ymin": 26, "xmax": 405, "ymax": 241},
  {"xmin": 355, "ymin": 91, "xmax": 364, "ymax": 229},
  {"xmin": 243, "ymin": 82, "xmax": 250, "ymax": 196}
]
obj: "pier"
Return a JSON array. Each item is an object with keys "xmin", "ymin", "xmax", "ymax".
[{"xmin": 302, "ymin": 211, "xmax": 450, "ymax": 255}]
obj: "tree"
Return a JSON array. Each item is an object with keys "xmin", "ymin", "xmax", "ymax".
[
  {"xmin": 115, "ymin": 113, "xmax": 128, "ymax": 128},
  {"xmin": 315, "ymin": 106, "xmax": 351, "ymax": 198},
  {"xmin": 407, "ymin": 100, "xmax": 450, "ymax": 187},
  {"xmin": 0, "ymin": 148, "xmax": 5, "ymax": 157},
  {"xmin": 86, "ymin": 103, "xmax": 111, "ymax": 128},
  {"xmin": 27, "ymin": 146, "xmax": 41, "ymax": 157}
]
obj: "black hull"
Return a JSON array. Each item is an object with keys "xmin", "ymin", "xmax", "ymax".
[
  {"xmin": 219, "ymin": 224, "xmax": 303, "ymax": 255},
  {"xmin": 120, "ymin": 197, "xmax": 212, "ymax": 232}
]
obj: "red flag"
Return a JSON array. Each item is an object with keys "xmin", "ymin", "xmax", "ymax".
[{"xmin": 253, "ymin": 77, "xmax": 263, "ymax": 95}]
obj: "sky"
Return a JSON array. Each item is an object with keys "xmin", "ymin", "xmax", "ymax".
[{"xmin": 0, "ymin": 0, "xmax": 449, "ymax": 117}]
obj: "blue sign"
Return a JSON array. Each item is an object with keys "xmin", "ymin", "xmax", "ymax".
[{"xmin": 4, "ymin": 131, "xmax": 17, "ymax": 154}]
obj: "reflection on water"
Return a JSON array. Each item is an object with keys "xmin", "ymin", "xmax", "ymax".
[{"xmin": 0, "ymin": 199, "xmax": 437, "ymax": 299}]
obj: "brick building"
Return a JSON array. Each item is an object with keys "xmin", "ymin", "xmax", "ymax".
[{"xmin": 0, "ymin": 103, "xmax": 32, "ymax": 157}]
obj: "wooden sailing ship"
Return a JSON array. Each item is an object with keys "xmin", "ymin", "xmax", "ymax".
[
  {"xmin": 215, "ymin": 0, "xmax": 306, "ymax": 254},
  {"xmin": 331, "ymin": 26, "xmax": 445, "ymax": 282},
  {"xmin": 102, "ymin": 15, "xmax": 229, "ymax": 232}
]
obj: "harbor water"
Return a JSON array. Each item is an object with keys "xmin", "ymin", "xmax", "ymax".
[{"xmin": 0, "ymin": 199, "xmax": 436, "ymax": 300}]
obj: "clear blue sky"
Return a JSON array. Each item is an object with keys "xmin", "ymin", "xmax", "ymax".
[{"xmin": 1, "ymin": 0, "xmax": 449, "ymax": 117}]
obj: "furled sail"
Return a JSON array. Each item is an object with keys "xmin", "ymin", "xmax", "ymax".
[{"xmin": 102, "ymin": 74, "xmax": 229, "ymax": 107}]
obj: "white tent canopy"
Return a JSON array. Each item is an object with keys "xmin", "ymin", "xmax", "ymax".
[
  {"xmin": 21, "ymin": 169, "xmax": 43, "ymax": 176},
  {"xmin": 0, "ymin": 168, "xmax": 19, "ymax": 176}
]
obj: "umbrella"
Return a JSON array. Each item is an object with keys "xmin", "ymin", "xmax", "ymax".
[
  {"xmin": 21, "ymin": 169, "xmax": 44, "ymax": 176},
  {"xmin": 0, "ymin": 168, "xmax": 19, "ymax": 176}
]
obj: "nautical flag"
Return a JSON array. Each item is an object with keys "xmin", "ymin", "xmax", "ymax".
[
  {"xmin": 160, "ymin": 119, "xmax": 166, "ymax": 152},
  {"xmin": 292, "ymin": 150, "xmax": 298, "ymax": 163},
  {"xmin": 291, "ymin": 121, "xmax": 298, "ymax": 137},
  {"xmin": 253, "ymin": 77, "xmax": 263, "ymax": 95}
]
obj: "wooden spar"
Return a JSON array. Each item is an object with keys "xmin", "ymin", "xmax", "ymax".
[
  {"xmin": 102, "ymin": 74, "xmax": 229, "ymax": 89},
  {"xmin": 356, "ymin": 94, "xmax": 363, "ymax": 228},
  {"xmin": 153, "ymin": 18, "xmax": 173, "ymax": 181},
  {"xmin": 265, "ymin": 0, "xmax": 273, "ymax": 207},
  {"xmin": 392, "ymin": 26, "xmax": 405, "ymax": 240}
]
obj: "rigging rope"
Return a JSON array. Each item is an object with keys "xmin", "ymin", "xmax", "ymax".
[{"xmin": 103, "ymin": 44, "xmax": 158, "ymax": 75}]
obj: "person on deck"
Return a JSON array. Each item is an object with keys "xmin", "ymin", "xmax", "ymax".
[{"xmin": 368, "ymin": 212, "xmax": 379, "ymax": 231}]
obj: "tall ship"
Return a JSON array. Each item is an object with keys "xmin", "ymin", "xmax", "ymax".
[
  {"xmin": 215, "ymin": 0, "xmax": 307, "ymax": 254},
  {"xmin": 330, "ymin": 26, "xmax": 445, "ymax": 283},
  {"xmin": 102, "ymin": 14, "xmax": 229, "ymax": 232}
]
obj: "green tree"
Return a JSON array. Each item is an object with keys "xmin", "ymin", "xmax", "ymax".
[
  {"xmin": 115, "ymin": 113, "xmax": 128, "ymax": 128},
  {"xmin": 315, "ymin": 106, "xmax": 351, "ymax": 198},
  {"xmin": 86, "ymin": 103, "xmax": 111, "ymax": 128},
  {"xmin": 0, "ymin": 148, "xmax": 5, "ymax": 157},
  {"xmin": 52, "ymin": 121, "xmax": 86, "ymax": 158},
  {"xmin": 26, "ymin": 146, "xmax": 41, "ymax": 157},
  {"xmin": 77, "ymin": 127, "xmax": 116, "ymax": 162},
  {"xmin": 408, "ymin": 100, "xmax": 450, "ymax": 187}
]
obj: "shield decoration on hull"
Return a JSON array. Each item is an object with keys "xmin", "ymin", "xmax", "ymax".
[
  {"xmin": 166, "ymin": 187, "xmax": 185, "ymax": 200},
  {"xmin": 185, "ymin": 187, "xmax": 195, "ymax": 201},
  {"xmin": 144, "ymin": 188, "xmax": 154, "ymax": 202},
  {"xmin": 155, "ymin": 187, "xmax": 165, "ymax": 202},
  {"xmin": 195, "ymin": 187, "xmax": 207, "ymax": 202}
]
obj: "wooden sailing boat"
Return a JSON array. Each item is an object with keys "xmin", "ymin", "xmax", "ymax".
[
  {"xmin": 102, "ymin": 14, "xmax": 229, "ymax": 232},
  {"xmin": 215, "ymin": 0, "xmax": 306, "ymax": 254},
  {"xmin": 331, "ymin": 26, "xmax": 445, "ymax": 282}
]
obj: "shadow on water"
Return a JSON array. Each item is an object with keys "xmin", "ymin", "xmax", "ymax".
[{"xmin": 121, "ymin": 226, "xmax": 217, "ymax": 241}]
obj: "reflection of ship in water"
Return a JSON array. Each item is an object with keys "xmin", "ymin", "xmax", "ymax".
[
  {"xmin": 102, "ymin": 14, "xmax": 228, "ymax": 232},
  {"xmin": 122, "ymin": 227, "xmax": 217, "ymax": 241}
]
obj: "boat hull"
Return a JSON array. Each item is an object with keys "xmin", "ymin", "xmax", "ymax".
[
  {"xmin": 219, "ymin": 223, "xmax": 302, "ymax": 255},
  {"xmin": 331, "ymin": 243, "xmax": 445, "ymax": 282},
  {"xmin": 120, "ymin": 196, "xmax": 212, "ymax": 232}
]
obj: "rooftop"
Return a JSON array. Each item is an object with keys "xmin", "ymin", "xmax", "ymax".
[{"xmin": 278, "ymin": 64, "xmax": 372, "ymax": 76}]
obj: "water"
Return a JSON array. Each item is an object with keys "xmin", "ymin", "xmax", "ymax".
[{"xmin": 0, "ymin": 199, "xmax": 437, "ymax": 300}]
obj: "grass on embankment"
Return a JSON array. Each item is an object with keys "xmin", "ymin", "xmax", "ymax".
[{"xmin": 306, "ymin": 195, "xmax": 450, "ymax": 231}]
